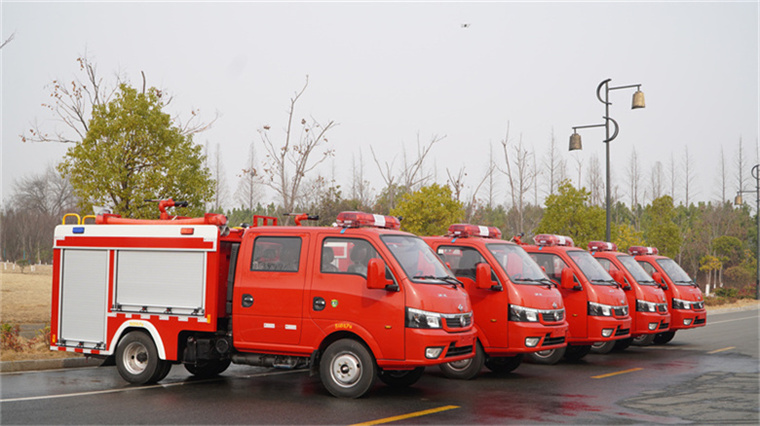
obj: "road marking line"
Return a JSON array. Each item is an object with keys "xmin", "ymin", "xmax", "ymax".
[
  {"xmin": 707, "ymin": 346, "xmax": 735, "ymax": 354},
  {"xmin": 591, "ymin": 367, "xmax": 643, "ymax": 379},
  {"xmin": 350, "ymin": 405, "xmax": 460, "ymax": 426},
  {"xmin": 0, "ymin": 369, "xmax": 303, "ymax": 403},
  {"xmin": 707, "ymin": 315, "xmax": 758, "ymax": 325}
]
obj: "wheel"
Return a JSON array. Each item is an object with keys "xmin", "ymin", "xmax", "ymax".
[
  {"xmin": 151, "ymin": 360, "xmax": 172, "ymax": 382},
  {"xmin": 378, "ymin": 367, "xmax": 425, "ymax": 387},
  {"xmin": 614, "ymin": 337, "xmax": 633, "ymax": 351},
  {"xmin": 319, "ymin": 339, "xmax": 377, "ymax": 398},
  {"xmin": 526, "ymin": 346, "xmax": 566, "ymax": 365},
  {"xmin": 632, "ymin": 334, "xmax": 656, "ymax": 346},
  {"xmin": 484, "ymin": 354, "xmax": 523, "ymax": 374},
  {"xmin": 115, "ymin": 331, "xmax": 162, "ymax": 385},
  {"xmin": 590, "ymin": 340, "xmax": 616, "ymax": 354},
  {"xmin": 184, "ymin": 359, "xmax": 231, "ymax": 378},
  {"xmin": 438, "ymin": 341, "xmax": 485, "ymax": 380},
  {"xmin": 653, "ymin": 331, "xmax": 676, "ymax": 345},
  {"xmin": 563, "ymin": 345, "xmax": 592, "ymax": 362}
]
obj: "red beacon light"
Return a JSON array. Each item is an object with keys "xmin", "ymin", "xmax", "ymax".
[
  {"xmin": 447, "ymin": 224, "xmax": 502, "ymax": 239},
  {"xmin": 588, "ymin": 241, "xmax": 617, "ymax": 252},
  {"xmin": 335, "ymin": 211, "xmax": 401, "ymax": 230},
  {"xmin": 533, "ymin": 234, "xmax": 574, "ymax": 247},
  {"xmin": 629, "ymin": 246, "xmax": 659, "ymax": 256}
]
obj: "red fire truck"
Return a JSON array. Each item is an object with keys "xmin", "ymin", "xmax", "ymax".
[
  {"xmin": 423, "ymin": 224, "xmax": 568, "ymax": 379},
  {"xmin": 519, "ymin": 234, "xmax": 631, "ymax": 364},
  {"xmin": 587, "ymin": 241, "xmax": 670, "ymax": 352},
  {"xmin": 50, "ymin": 203, "xmax": 476, "ymax": 398},
  {"xmin": 629, "ymin": 246, "xmax": 706, "ymax": 344}
]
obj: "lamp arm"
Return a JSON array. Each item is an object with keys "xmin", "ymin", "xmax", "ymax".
[
  {"xmin": 603, "ymin": 117, "xmax": 619, "ymax": 143},
  {"xmin": 596, "ymin": 79, "xmax": 612, "ymax": 105}
]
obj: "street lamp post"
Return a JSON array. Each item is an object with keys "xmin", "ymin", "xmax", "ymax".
[
  {"xmin": 733, "ymin": 164, "xmax": 760, "ymax": 300},
  {"xmin": 570, "ymin": 78, "xmax": 646, "ymax": 242}
]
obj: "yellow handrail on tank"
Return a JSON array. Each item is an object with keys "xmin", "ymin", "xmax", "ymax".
[
  {"xmin": 82, "ymin": 215, "xmax": 97, "ymax": 224},
  {"xmin": 62, "ymin": 213, "xmax": 81, "ymax": 225}
]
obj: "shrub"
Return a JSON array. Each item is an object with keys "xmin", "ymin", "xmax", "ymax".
[{"xmin": 1, "ymin": 323, "xmax": 31, "ymax": 352}]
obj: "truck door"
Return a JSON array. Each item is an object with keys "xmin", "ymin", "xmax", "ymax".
[
  {"xmin": 531, "ymin": 252, "xmax": 587, "ymax": 339},
  {"xmin": 436, "ymin": 245, "xmax": 507, "ymax": 349},
  {"xmin": 232, "ymin": 234, "xmax": 309, "ymax": 347},
  {"xmin": 309, "ymin": 236, "xmax": 405, "ymax": 360}
]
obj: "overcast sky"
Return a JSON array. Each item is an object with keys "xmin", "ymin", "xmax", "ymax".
[{"xmin": 2, "ymin": 1, "xmax": 758, "ymax": 211}]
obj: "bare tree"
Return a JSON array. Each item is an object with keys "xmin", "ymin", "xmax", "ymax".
[
  {"xmin": 446, "ymin": 167, "xmax": 467, "ymax": 202},
  {"xmin": 627, "ymin": 147, "xmax": 642, "ymax": 209},
  {"xmin": 586, "ymin": 154, "xmax": 604, "ymax": 206},
  {"xmin": 715, "ymin": 146, "xmax": 728, "ymax": 203},
  {"xmin": 258, "ymin": 76, "xmax": 337, "ymax": 216},
  {"xmin": 235, "ymin": 142, "xmax": 263, "ymax": 211},
  {"xmin": 21, "ymin": 55, "xmax": 213, "ymax": 145},
  {"xmin": 668, "ymin": 152, "xmax": 678, "ymax": 203},
  {"xmin": 683, "ymin": 146, "xmax": 697, "ymax": 206},
  {"xmin": 349, "ymin": 151, "xmax": 374, "ymax": 207},
  {"xmin": 647, "ymin": 161, "xmax": 665, "ymax": 203},
  {"xmin": 736, "ymin": 136, "xmax": 748, "ymax": 194},
  {"xmin": 0, "ymin": 32, "xmax": 15, "ymax": 50},
  {"xmin": 543, "ymin": 128, "xmax": 566, "ymax": 197},
  {"xmin": 500, "ymin": 131, "xmax": 537, "ymax": 232}
]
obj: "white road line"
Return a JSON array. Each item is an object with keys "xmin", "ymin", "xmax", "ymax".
[{"xmin": 0, "ymin": 369, "xmax": 305, "ymax": 403}]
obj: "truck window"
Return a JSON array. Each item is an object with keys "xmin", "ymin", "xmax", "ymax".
[
  {"xmin": 321, "ymin": 237, "xmax": 380, "ymax": 278},
  {"xmin": 529, "ymin": 253, "xmax": 569, "ymax": 284},
  {"xmin": 596, "ymin": 258, "xmax": 617, "ymax": 273},
  {"xmin": 251, "ymin": 236, "xmax": 302, "ymax": 272},
  {"xmin": 638, "ymin": 260, "xmax": 657, "ymax": 276},
  {"xmin": 436, "ymin": 246, "xmax": 485, "ymax": 279}
]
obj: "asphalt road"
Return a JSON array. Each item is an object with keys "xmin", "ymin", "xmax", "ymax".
[{"xmin": 2, "ymin": 307, "xmax": 757, "ymax": 424}]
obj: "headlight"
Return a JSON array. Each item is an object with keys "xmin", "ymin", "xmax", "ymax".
[
  {"xmin": 509, "ymin": 305, "xmax": 540, "ymax": 322},
  {"xmin": 693, "ymin": 301, "xmax": 704, "ymax": 310},
  {"xmin": 636, "ymin": 300, "xmax": 658, "ymax": 313},
  {"xmin": 406, "ymin": 307, "xmax": 442, "ymax": 329},
  {"xmin": 672, "ymin": 298, "xmax": 690, "ymax": 310},
  {"xmin": 588, "ymin": 301, "xmax": 613, "ymax": 317}
]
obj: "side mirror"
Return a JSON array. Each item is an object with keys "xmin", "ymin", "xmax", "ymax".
[
  {"xmin": 609, "ymin": 270, "xmax": 630, "ymax": 289},
  {"xmin": 561, "ymin": 268, "xmax": 580, "ymax": 290},
  {"xmin": 652, "ymin": 272, "xmax": 668, "ymax": 290},
  {"xmin": 476, "ymin": 263, "xmax": 498, "ymax": 290},
  {"xmin": 367, "ymin": 258, "xmax": 393, "ymax": 290}
]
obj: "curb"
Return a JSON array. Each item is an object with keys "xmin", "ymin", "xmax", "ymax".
[{"xmin": 0, "ymin": 357, "xmax": 104, "ymax": 373}]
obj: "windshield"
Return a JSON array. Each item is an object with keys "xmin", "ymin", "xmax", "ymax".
[
  {"xmin": 486, "ymin": 243, "xmax": 551, "ymax": 285},
  {"xmin": 657, "ymin": 258, "xmax": 694, "ymax": 285},
  {"xmin": 568, "ymin": 250, "xmax": 616, "ymax": 285},
  {"xmin": 618, "ymin": 255, "xmax": 657, "ymax": 285},
  {"xmin": 381, "ymin": 235, "xmax": 456, "ymax": 284}
]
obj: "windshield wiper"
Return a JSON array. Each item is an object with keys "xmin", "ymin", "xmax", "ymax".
[
  {"xmin": 413, "ymin": 275, "xmax": 463, "ymax": 288},
  {"xmin": 592, "ymin": 279, "xmax": 620, "ymax": 288},
  {"xmin": 516, "ymin": 277, "xmax": 553, "ymax": 289}
]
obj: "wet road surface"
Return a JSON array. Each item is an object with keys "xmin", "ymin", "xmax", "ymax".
[{"xmin": 2, "ymin": 307, "xmax": 757, "ymax": 424}]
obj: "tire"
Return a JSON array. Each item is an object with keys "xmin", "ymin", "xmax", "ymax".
[
  {"xmin": 563, "ymin": 345, "xmax": 592, "ymax": 362},
  {"xmin": 526, "ymin": 346, "xmax": 566, "ymax": 365},
  {"xmin": 438, "ymin": 341, "xmax": 485, "ymax": 380},
  {"xmin": 614, "ymin": 337, "xmax": 633, "ymax": 351},
  {"xmin": 378, "ymin": 367, "xmax": 425, "ymax": 387},
  {"xmin": 184, "ymin": 359, "xmax": 231, "ymax": 378},
  {"xmin": 151, "ymin": 360, "xmax": 172, "ymax": 382},
  {"xmin": 319, "ymin": 339, "xmax": 377, "ymax": 398},
  {"xmin": 115, "ymin": 331, "xmax": 162, "ymax": 385},
  {"xmin": 484, "ymin": 354, "xmax": 523, "ymax": 374},
  {"xmin": 590, "ymin": 340, "xmax": 616, "ymax": 354},
  {"xmin": 632, "ymin": 334, "xmax": 656, "ymax": 346},
  {"xmin": 653, "ymin": 331, "xmax": 676, "ymax": 345}
]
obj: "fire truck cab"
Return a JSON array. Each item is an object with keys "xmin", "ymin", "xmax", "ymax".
[
  {"xmin": 629, "ymin": 246, "xmax": 706, "ymax": 344},
  {"xmin": 588, "ymin": 241, "xmax": 670, "ymax": 352},
  {"xmin": 519, "ymin": 234, "xmax": 632, "ymax": 364},
  {"xmin": 424, "ymin": 224, "xmax": 568, "ymax": 379},
  {"xmin": 50, "ymin": 207, "xmax": 476, "ymax": 398}
]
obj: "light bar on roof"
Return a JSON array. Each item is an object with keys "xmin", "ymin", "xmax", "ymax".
[
  {"xmin": 588, "ymin": 241, "xmax": 617, "ymax": 252},
  {"xmin": 447, "ymin": 224, "xmax": 502, "ymax": 239},
  {"xmin": 533, "ymin": 234, "xmax": 574, "ymax": 247},
  {"xmin": 628, "ymin": 246, "xmax": 659, "ymax": 256},
  {"xmin": 335, "ymin": 211, "xmax": 401, "ymax": 230}
]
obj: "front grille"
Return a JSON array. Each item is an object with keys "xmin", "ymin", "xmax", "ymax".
[
  {"xmin": 542, "ymin": 335, "xmax": 565, "ymax": 346},
  {"xmin": 541, "ymin": 309, "xmax": 565, "ymax": 322},
  {"xmin": 615, "ymin": 327, "xmax": 630, "ymax": 336},
  {"xmin": 657, "ymin": 304, "xmax": 668, "ymax": 313},
  {"xmin": 694, "ymin": 318, "xmax": 706, "ymax": 325},
  {"xmin": 445, "ymin": 343, "xmax": 473, "ymax": 358},
  {"xmin": 443, "ymin": 313, "xmax": 473, "ymax": 328},
  {"xmin": 612, "ymin": 306, "xmax": 629, "ymax": 316},
  {"xmin": 659, "ymin": 322, "xmax": 670, "ymax": 330},
  {"xmin": 692, "ymin": 301, "xmax": 705, "ymax": 310}
]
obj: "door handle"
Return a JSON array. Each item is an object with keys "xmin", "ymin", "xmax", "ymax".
[
  {"xmin": 313, "ymin": 297, "xmax": 326, "ymax": 311},
  {"xmin": 242, "ymin": 294, "xmax": 254, "ymax": 308}
]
